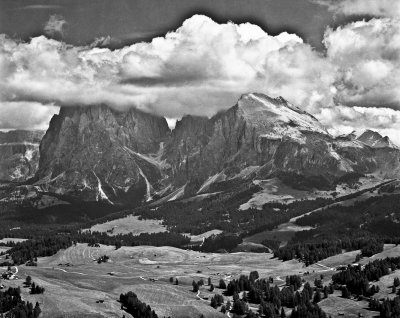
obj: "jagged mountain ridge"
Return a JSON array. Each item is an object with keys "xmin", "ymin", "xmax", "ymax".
[
  {"xmin": 0, "ymin": 130, "xmax": 45, "ymax": 181},
  {"xmin": 33, "ymin": 93, "xmax": 400, "ymax": 203}
]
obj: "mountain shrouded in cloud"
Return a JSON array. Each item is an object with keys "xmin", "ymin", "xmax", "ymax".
[{"xmin": 0, "ymin": 9, "xmax": 399, "ymax": 143}]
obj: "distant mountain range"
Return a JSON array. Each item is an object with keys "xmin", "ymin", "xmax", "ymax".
[
  {"xmin": 3, "ymin": 93, "xmax": 400, "ymax": 205},
  {"xmin": 0, "ymin": 130, "xmax": 45, "ymax": 181}
]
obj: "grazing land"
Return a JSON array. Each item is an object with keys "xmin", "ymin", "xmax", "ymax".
[
  {"xmin": 0, "ymin": 237, "xmax": 28, "ymax": 244},
  {"xmin": 0, "ymin": 243, "xmax": 316, "ymax": 318},
  {"xmin": 87, "ymin": 215, "xmax": 167, "ymax": 236},
  {"xmin": 1, "ymin": 243, "xmax": 399, "ymax": 318}
]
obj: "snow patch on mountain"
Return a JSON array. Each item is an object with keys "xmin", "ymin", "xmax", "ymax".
[
  {"xmin": 92, "ymin": 170, "xmax": 113, "ymax": 204},
  {"xmin": 138, "ymin": 167, "xmax": 153, "ymax": 202},
  {"xmin": 123, "ymin": 146, "xmax": 169, "ymax": 169},
  {"xmin": 197, "ymin": 172, "xmax": 226, "ymax": 193},
  {"xmin": 168, "ymin": 185, "xmax": 186, "ymax": 201}
]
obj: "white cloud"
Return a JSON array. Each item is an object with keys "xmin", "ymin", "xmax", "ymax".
[
  {"xmin": 0, "ymin": 15, "xmax": 335, "ymax": 120},
  {"xmin": 324, "ymin": 18, "xmax": 400, "ymax": 109},
  {"xmin": 0, "ymin": 14, "xmax": 399, "ymax": 144},
  {"xmin": 44, "ymin": 15, "xmax": 67, "ymax": 38},
  {"xmin": 318, "ymin": 105, "xmax": 400, "ymax": 146},
  {"xmin": 0, "ymin": 102, "xmax": 58, "ymax": 130},
  {"xmin": 313, "ymin": 0, "xmax": 400, "ymax": 18}
]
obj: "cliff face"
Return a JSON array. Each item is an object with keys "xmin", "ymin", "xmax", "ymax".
[
  {"xmin": 34, "ymin": 94, "xmax": 400, "ymax": 203},
  {"xmin": 35, "ymin": 105, "xmax": 170, "ymax": 203},
  {"xmin": 0, "ymin": 130, "xmax": 45, "ymax": 181}
]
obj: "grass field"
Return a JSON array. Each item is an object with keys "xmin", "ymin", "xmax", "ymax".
[
  {"xmin": 0, "ymin": 244, "xmax": 311, "ymax": 318},
  {"xmin": 87, "ymin": 215, "xmax": 167, "ymax": 236},
  {"xmin": 1, "ymin": 242, "xmax": 398, "ymax": 317},
  {"xmin": 0, "ymin": 237, "xmax": 28, "ymax": 244},
  {"xmin": 319, "ymin": 293, "xmax": 373, "ymax": 318}
]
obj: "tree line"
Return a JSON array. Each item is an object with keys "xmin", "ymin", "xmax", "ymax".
[
  {"xmin": 119, "ymin": 291, "xmax": 158, "ymax": 318},
  {"xmin": 0, "ymin": 286, "xmax": 41, "ymax": 318}
]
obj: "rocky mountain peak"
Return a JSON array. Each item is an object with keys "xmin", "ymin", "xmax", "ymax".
[
  {"xmin": 35, "ymin": 105, "xmax": 170, "ymax": 203},
  {"xmin": 233, "ymin": 93, "xmax": 327, "ymax": 141},
  {"xmin": 357, "ymin": 129, "xmax": 398, "ymax": 149}
]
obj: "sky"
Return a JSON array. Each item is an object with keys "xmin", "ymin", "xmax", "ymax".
[{"xmin": 0, "ymin": 0, "xmax": 399, "ymax": 144}]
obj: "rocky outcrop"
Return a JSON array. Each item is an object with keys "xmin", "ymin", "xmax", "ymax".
[
  {"xmin": 35, "ymin": 105, "xmax": 170, "ymax": 204},
  {"xmin": 0, "ymin": 130, "xmax": 45, "ymax": 181}
]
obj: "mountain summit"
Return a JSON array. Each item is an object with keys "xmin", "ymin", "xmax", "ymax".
[
  {"xmin": 357, "ymin": 129, "xmax": 398, "ymax": 149},
  {"xmin": 236, "ymin": 93, "xmax": 327, "ymax": 138}
]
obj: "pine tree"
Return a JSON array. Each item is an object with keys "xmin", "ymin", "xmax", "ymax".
[
  {"xmin": 323, "ymin": 286, "xmax": 329, "ymax": 299},
  {"xmin": 211, "ymin": 297, "xmax": 217, "ymax": 308},
  {"xmin": 33, "ymin": 302, "xmax": 41, "ymax": 318},
  {"xmin": 342, "ymin": 286, "xmax": 350, "ymax": 299},
  {"xmin": 313, "ymin": 290, "xmax": 322, "ymax": 303},
  {"xmin": 25, "ymin": 275, "xmax": 32, "ymax": 286}
]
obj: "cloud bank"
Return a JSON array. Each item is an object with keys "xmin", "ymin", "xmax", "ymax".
[
  {"xmin": 0, "ymin": 11, "xmax": 400, "ymax": 142},
  {"xmin": 313, "ymin": 0, "xmax": 400, "ymax": 18}
]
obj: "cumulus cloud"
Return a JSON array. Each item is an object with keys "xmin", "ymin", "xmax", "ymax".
[
  {"xmin": 0, "ymin": 102, "xmax": 58, "ymax": 130},
  {"xmin": 0, "ymin": 15, "xmax": 335, "ymax": 119},
  {"xmin": 0, "ymin": 14, "xmax": 399, "ymax": 143},
  {"xmin": 318, "ymin": 106, "xmax": 400, "ymax": 146},
  {"xmin": 324, "ymin": 18, "xmax": 400, "ymax": 109},
  {"xmin": 313, "ymin": 0, "xmax": 400, "ymax": 18},
  {"xmin": 44, "ymin": 14, "xmax": 67, "ymax": 38}
]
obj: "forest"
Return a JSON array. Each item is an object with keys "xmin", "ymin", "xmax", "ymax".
[
  {"xmin": 217, "ymin": 271, "xmax": 329, "ymax": 317},
  {"xmin": 6, "ymin": 231, "xmax": 191, "ymax": 265},
  {"xmin": 332, "ymin": 257, "xmax": 400, "ymax": 296},
  {"xmin": 274, "ymin": 193, "xmax": 400, "ymax": 264},
  {"xmin": 0, "ymin": 286, "xmax": 41, "ymax": 318},
  {"xmin": 119, "ymin": 291, "xmax": 158, "ymax": 318}
]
